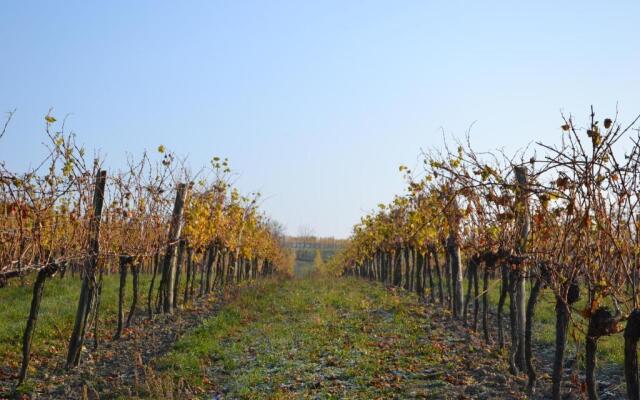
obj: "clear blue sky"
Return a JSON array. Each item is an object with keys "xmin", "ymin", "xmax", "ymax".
[{"xmin": 1, "ymin": 1, "xmax": 639, "ymax": 238}]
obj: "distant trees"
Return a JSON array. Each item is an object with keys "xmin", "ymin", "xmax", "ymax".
[{"xmin": 296, "ymin": 224, "xmax": 316, "ymax": 250}]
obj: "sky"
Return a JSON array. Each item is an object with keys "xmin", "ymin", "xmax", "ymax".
[{"xmin": 1, "ymin": 1, "xmax": 639, "ymax": 238}]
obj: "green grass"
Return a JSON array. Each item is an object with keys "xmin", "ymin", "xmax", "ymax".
[
  {"xmin": 0, "ymin": 272, "xmax": 155, "ymax": 372},
  {"xmin": 1, "ymin": 268, "xmax": 625, "ymax": 397},
  {"xmin": 159, "ymin": 277, "xmax": 456, "ymax": 399}
]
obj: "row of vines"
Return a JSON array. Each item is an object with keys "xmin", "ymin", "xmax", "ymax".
[
  {"xmin": 0, "ymin": 111, "xmax": 292, "ymax": 386},
  {"xmin": 332, "ymin": 107, "xmax": 640, "ymax": 399}
]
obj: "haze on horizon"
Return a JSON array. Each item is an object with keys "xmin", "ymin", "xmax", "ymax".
[{"xmin": 1, "ymin": 1, "xmax": 639, "ymax": 238}]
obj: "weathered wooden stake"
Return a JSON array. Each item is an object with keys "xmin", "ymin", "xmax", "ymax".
[
  {"xmin": 514, "ymin": 166, "xmax": 529, "ymax": 372},
  {"xmin": 66, "ymin": 170, "xmax": 107, "ymax": 369},
  {"xmin": 161, "ymin": 183, "xmax": 188, "ymax": 314}
]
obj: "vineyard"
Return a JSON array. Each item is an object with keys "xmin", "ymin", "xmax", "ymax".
[
  {"xmin": 0, "ymin": 112, "xmax": 294, "ymax": 397},
  {"xmin": 5, "ymin": 0, "xmax": 640, "ymax": 397},
  {"xmin": 333, "ymin": 108, "xmax": 640, "ymax": 399},
  {"xmin": 4, "ymin": 107, "xmax": 640, "ymax": 400}
]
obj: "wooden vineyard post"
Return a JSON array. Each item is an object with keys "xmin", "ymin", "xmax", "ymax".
[
  {"xmin": 172, "ymin": 239, "xmax": 186, "ymax": 308},
  {"xmin": 447, "ymin": 194, "xmax": 464, "ymax": 319},
  {"xmin": 161, "ymin": 183, "xmax": 188, "ymax": 314},
  {"xmin": 514, "ymin": 166, "xmax": 530, "ymax": 372},
  {"xmin": 114, "ymin": 255, "xmax": 131, "ymax": 339},
  {"xmin": 66, "ymin": 170, "xmax": 107, "ymax": 369}
]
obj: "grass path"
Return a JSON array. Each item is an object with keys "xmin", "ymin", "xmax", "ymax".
[
  {"xmin": 158, "ymin": 277, "xmax": 527, "ymax": 399},
  {"xmin": 8, "ymin": 275, "xmax": 606, "ymax": 398}
]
